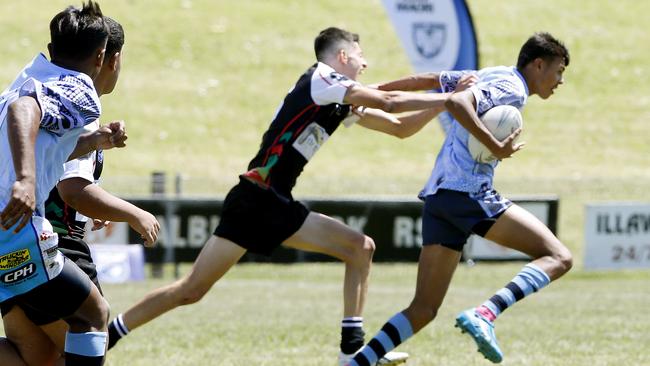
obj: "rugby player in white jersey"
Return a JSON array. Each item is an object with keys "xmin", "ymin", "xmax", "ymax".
[
  {"xmin": 0, "ymin": 2, "xmax": 130, "ymax": 365},
  {"xmin": 106, "ymin": 26, "xmax": 475, "ymax": 365},
  {"xmin": 0, "ymin": 16, "xmax": 160, "ymax": 366},
  {"xmin": 347, "ymin": 32, "xmax": 572, "ymax": 366}
]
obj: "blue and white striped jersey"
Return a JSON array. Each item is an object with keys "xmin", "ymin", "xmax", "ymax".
[
  {"xmin": 0, "ymin": 54, "xmax": 101, "ymax": 215},
  {"xmin": 420, "ymin": 66, "xmax": 528, "ymax": 198}
]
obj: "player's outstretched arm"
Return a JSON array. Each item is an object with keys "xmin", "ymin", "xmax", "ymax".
[
  {"xmin": 375, "ymin": 72, "xmax": 442, "ymax": 92},
  {"xmin": 1, "ymin": 96, "xmax": 41, "ymax": 232},
  {"xmin": 356, "ymin": 107, "xmax": 444, "ymax": 139},
  {"xmin": 57, "ymin": 177, "xmax": 160, "ymax": 246},
  {"xmin": 70, "ymin": 120, "xmax": 128, "ymax": 161},
  {"xmin": 344, "ymin": 84, "xmax": 450, "ymax": 114}
]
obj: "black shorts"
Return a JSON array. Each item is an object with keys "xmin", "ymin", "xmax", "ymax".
[
  {"xmin": 0, "ymin": 257, "xmax": 92, "ymax": 326},
  {"xmin": 421, "ymin": 188, "xmax": 511, "ymax": 251},
  {"xmin": 58, "ymin": 236, "xmax": 102, "ymax": 294},
  {"xmin": 214, "ymin": 177, "xmax": 310, "ymax": 256},
  {"xmin": 0, "ymin": 236, "xmax": 101, "ymax": 325}
]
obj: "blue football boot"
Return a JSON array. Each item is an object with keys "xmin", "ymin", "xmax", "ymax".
[{"xmin": 455, "ymin": 309, "xmax": 503, "ymax": 363}]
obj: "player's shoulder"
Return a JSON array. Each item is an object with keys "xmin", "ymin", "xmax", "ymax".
[
  {"xmin": 477, "ymin": 65, "xmax": 518, "ymax": 80},
  {"xmin": 312, "ymin": 62, "xmax": 353, "ymax": 85}
]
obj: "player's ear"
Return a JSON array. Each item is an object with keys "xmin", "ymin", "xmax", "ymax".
[
  {"xmin": 109, "ymin": 52, "xmax": 121, "ymax": 72},
  {"xmin": 94, "ymin": 48, "xmax": 106, "ymax": 68},
  {"xmin": 338, "ymin": 49, "xmax": 348, "ymax": 64},
  {"xmin": 532, "ymin": 57, "xmax": 544, "ymax": 71}
]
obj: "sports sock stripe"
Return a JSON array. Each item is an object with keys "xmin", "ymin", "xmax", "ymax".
[
  {"xmin": 505, "ymin": 282, "xmax": 525, "ymax": 300},
  {"xmin": 481, "ymin": 263, "xmax": 551, "ymax": 318},
  {"xmin": 367, "ymin": 338, "xmax": 386, "ymax": 358},
  {"xmin": 350, "ymin": 312, "xmax": 413, "ymax": 366},
  {"xmin": 381, "ymin": 322, "xmax": 401, "ymax": 346},
  {"xmin": 113, "ymin": 314, "xmax": 129, "ymax": 337}
]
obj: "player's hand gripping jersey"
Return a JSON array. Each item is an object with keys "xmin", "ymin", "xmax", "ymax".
[
  {"xmin": 0, "ymin": 53, "xmax": 101, "ymax": 301},
  {"xmin": 242, "ymin": 62, "xmax": 359, "ymax": 199},
  {"xmin": 420, "ymin": 66, "xmax": 528, "ymax": 198}
]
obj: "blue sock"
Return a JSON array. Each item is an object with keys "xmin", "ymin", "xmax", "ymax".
[
  {"xmin": 479, "ymin": 263, "xmax": 551, "ymax": 320},
  {"xmin": 349, "ymin": 312, "xmax": 413, "ymax": 366},
  {"xmin": 64, "ymin": 331, "xmax": 106, "ymax": 366}
]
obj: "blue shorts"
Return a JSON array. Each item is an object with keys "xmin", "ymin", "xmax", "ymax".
[
  {"xmin": 421, "ymin": 189, "xmax": 512, "ymax": 251},
  {"xmin": 0, "ymin": 217, "xmax": 65, "ymax": 302}
]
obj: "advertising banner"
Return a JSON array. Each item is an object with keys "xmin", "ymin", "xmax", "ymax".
[
  {"xmin": 86, "ymin": 196, "xmax": 557, "ymax": 264},
  {"xmin": 584, "ymin": 203, "xmax": 650, "ymax": 270}
]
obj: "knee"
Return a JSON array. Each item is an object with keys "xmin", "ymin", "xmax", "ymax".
[
  {"xmin": 346, "ymin": 235, "xmax": 375, "ymax": 267},
  {"xmin": 66, "ymin": 296, "xmax": 110, "ymax": 332},
  {"xmin": 553, "ymin": 246, "xmax": 573, "ymax": 274},
  {"xmin": 89, "ymin": 297, "xmax": 110, "ymax": 329},
  {"xmin": 174, "ymin": 281, "xmax": 209, "ymax": 306}
]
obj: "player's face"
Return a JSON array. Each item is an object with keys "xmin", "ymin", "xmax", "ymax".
[
  {"xmin": 342, "ymin": 42, "xmax": 367, "ymax": 80},
  {"xmin": 536, "ymin": 56, "xmax": 566, "ymax": 99}
]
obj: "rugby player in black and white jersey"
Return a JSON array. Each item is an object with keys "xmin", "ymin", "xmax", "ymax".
[{"xmin": 107, "ymin": 27, "xmax": 473, "ymax": 365}]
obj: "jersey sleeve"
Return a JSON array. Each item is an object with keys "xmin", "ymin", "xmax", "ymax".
[
  {"xmin": 439, "ymin": 70, "xmax": 475, "ymax": 93},
  {"xmin": 310, "ymin": 69, "xmax": 358, "ymax": 106},
  {"xmin": 18, "ymin": 75, "xmax": 101, "ymax": 136},
  {"xmin": 59, "ymin": 151, "xmax": 96, "ymax": 183},
  {"xmin": 470, "ymin": 77, "xmax": 526, "ymax": 115}
]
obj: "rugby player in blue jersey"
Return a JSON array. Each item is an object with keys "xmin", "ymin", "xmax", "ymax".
[
  {"xmin": 0, "ymin": 2, "xmax": 129, "ymax": 365},
  {"xmin": 1, "ymin": 15, "xmax": 159, "ymax": 366},
  {"xmin": 347, "ymin": 32, "xmax": 572, "ymax": 365}
]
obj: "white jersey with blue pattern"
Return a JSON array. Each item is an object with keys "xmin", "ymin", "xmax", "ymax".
[
  {"xmin": 420, "ymin": 66, "xmax": 528, "ymax": 198},
  {"xmin": 0, "ymin": 53, "xmax": 101, "ymax": 215}
]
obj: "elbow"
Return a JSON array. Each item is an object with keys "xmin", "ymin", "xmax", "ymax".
[
  {"xmin": 379, "ymin": 98, "xmax": 397, "ymax": 113},
  {"xmin": 393, "ymin": 129, "xmax": 410, "ymax": 139}
]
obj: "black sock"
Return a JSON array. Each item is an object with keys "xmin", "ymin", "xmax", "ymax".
[
  {"xmin": 107, "ymin": 314, "xmax": 129, "ymax": 350},
  {"xmin": 341, "ymin": 317, "xmax": 365, "ymax": 354}
]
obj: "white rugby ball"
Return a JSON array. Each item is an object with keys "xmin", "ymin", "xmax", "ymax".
[{"xmin": 467, "ymin": 105, "xmax": 523, "ymax": 163}]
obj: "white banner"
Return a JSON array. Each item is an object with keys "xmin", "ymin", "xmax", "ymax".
[
  {"xmin": 381, "ymin": 0, "xmax": 478, "ymax": 73},
  {"xmin": 90, "ymin": 244, "xmax": 145, "ymax": 283},
  {"xmin": 584, "ymin": 203, "xmax": 650, "ymax": 270}
]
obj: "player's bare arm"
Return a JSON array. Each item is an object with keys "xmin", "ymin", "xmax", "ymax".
[
  {"xmin": 376, "ymin": 72, "xmax": 442, "ymax": 91},
  {"xmin": 445, "ymin": 90, "xmax": 523, "ymax": 160},
  {"xmin": 1, "ymin": 96, "xmax": 41, "ymax": 232},
  {"xmin": 69, "ymin": 120, "xmax": 127, "ymax": 160},
  {"xmin": 344, "ymin": 84, "xmax": 449, "ymax": 113},
  {"xmin": 355, "ymin": 73, "xmax": 479, "ymax": 138},
  {"xmin": 356, "ymin": 107, "xmax": 443, "ymax": 139},
  {"xmin": 57, "ymin": 177, "xmax": 160, "ymax": 246}
]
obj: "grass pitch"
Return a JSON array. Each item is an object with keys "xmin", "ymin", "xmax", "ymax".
[
  {"xmin": 1, "ymin": 1, "xmax": 649, "ymax": 365},
  {"xmin": 100, "ymin": 263, "xmax": 649, "ymax": 366}
]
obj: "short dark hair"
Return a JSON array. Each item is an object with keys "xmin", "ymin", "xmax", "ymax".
[
  {"xmin": 49, "ymin": 1, "xmax": 109, "ymax": 60},
  {"xmin": 516, "ymin": 32, "xmax": 570, "ymax": 69},
  {"xmin": 314, "ymin": 27, "xmax": 360, "ymax": 61},
  {"xmin": 104, "ymin": 16, "xmax": 124, "ymax": 62}
]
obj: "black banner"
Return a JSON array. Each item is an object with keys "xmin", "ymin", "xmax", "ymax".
[{"xmin": 125, "ymin": 197, "xmax": 557, "ymax": 263}]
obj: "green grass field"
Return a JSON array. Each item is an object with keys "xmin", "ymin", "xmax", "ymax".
[
  {"xmin": 1, "ymin": 0, "xmax": 650, "ymax": 365},
  {"xmin": 100, "ymin": 263, "xmax": 649, "ymax": 366}
]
